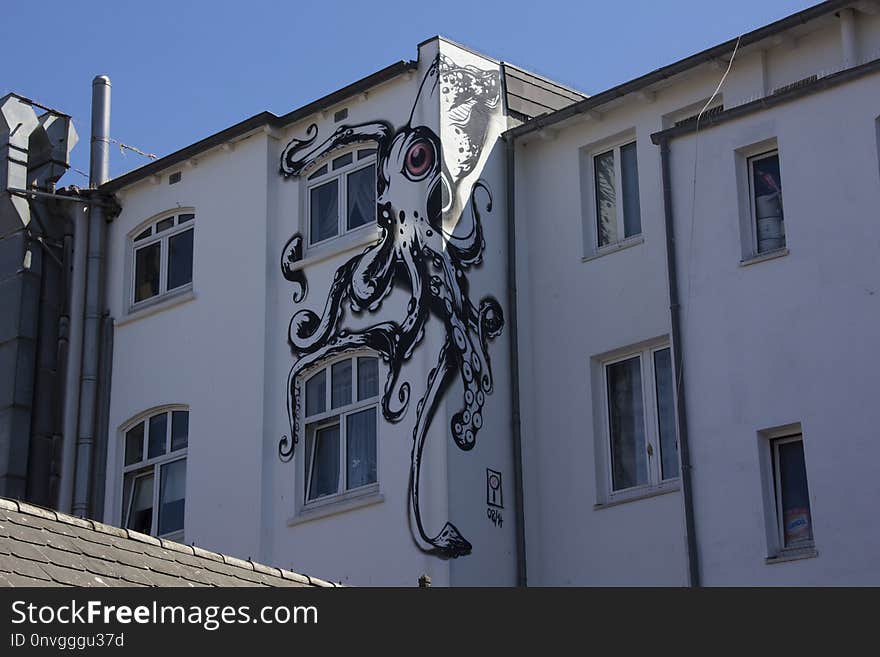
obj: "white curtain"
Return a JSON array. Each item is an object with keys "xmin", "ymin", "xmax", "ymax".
[{"xmin": 346, "ymin": 408, "xmax": 377, "ymax": 489}]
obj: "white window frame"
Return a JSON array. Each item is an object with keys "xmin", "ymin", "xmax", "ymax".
[
  {"xmin": 119, "ymin": 405, "xmax": 188, "ymax": 542},
  {"xmin": 587, "ymin": 137, "xmax": 642, "ymax": 255},
  {"xmin": 597, "ymin": 343, "xmax": 680, "ymax": 505},
  {"xmin": 303, "ymin": 147, "xmax": 377, "ymax": 248},
  {"xmin": 735, "ymin": 137, "xmax": 789, "ymax": 265},
  {"xmin": 127, "ymin": 209, "xmax": 195, "ymax": 312},
  {"xmin": 758, "ymin": 424, "xmax": 817, "ymax": 562},
  {"xmin": 747, "ymin": 148, "xmax": 785, "ymax": 256},
  {"xmin": 297, "ymin": 353, "xmax": 382, "ymax": 515}
]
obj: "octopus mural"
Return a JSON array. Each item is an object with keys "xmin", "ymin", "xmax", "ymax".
[{"xmin": 278, "ymin": 53, "xmax": 504, "ymax": 558}]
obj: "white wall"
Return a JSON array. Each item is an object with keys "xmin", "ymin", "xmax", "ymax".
[
  {"xmin": 514, "ymin": 94, "xmax": 688, "ymax": 586},
  {"xmin": 105, "ymin": 36, "xmax": 517, "ymax": 586},
  {"xmin": 104, "ymin": 130, "xmax": 272, "ymax": 562},
  {"xmin": 669, "ymin": 71, "xmax": 880, "ymax": 585},
  {"xmin": 512, "ymin": 6, "xmax": 880, "ymax": 585}
]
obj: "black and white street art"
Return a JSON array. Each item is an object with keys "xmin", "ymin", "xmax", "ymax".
[{"xmin": 278, "ymin": 54, "xmax": 503, "ymax": 558}]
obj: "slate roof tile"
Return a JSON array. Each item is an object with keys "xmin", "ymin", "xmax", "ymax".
[{"xmin": 0, "ymin": 498, "xmax": 334, "ymax": 588}]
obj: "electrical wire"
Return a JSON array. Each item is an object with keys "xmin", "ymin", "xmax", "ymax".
[{"xmin": 679, "ymin": 35, "xmax": 742, "ymax": 391}]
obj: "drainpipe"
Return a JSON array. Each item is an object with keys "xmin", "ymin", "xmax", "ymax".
[
  {"xmin": 658, "ymin": 137, "xmax": 700, "ymax": 587},
  {"xmin": 505, "ymin": 135, "xmax": 527, "ymax": 587},
  {"xmin": 58, "ymin": 203, "xmax": 87, "ymax": 513},
  {"xmin": 72, "ymin": 75, "xmax": 110, "ymax": 518}
]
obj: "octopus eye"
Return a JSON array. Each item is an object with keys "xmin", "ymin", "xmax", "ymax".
[{"xmin": 403, "ymin": 139, "xmax": 434, "ymax": 180}]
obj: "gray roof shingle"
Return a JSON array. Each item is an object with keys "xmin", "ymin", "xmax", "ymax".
[{"xmin": 0, "ymin": 498, "xmax": 338, "ymax": 588}]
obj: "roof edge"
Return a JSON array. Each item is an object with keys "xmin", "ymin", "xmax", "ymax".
[
  {"xmin": 505, "ymin": 0, "xmax": 850, "ymax": 139},
  {"xmin": 650, "ymin": 55, "xmax": 880, "ymax": 144},
  {"xmin": 0, "ymin": 496, "xmax": 340, "ymax": 587},
  {"xmin": 101, "ymin": 59, "xmax": 417, "ymax": 193}
]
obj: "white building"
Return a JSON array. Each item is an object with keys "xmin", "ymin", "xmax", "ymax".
[
  {"xmin": 509, "ymin": 0, "xmax": 880, "ymax": 585},
  {"xmin": 96, "ymin": 38, "xmax": 581, "ymax": 586},
  {"xmin": 22, "ymin": 0, "xmax": 879, "ymax": 585}
]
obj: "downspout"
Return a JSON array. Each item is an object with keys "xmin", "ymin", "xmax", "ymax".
[
  {"xmin": 505, "ymin": 135, "xmax": 527, "ymax": 587},
  {"xmin": 658, "ymin": 137, "xmax": 700, "ymax": 587},
  {"xmin": 89, "ymin": 312, "xmax": 114, "ymax": 518},
  {"xmin": 58, "ymin": 203, "xmax": 87, "ymax": 513},
  {"xmin": 72, "ymin": 75, "xmax": 111, "ymax": 518}
]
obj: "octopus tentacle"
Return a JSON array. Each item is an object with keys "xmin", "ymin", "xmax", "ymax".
[
  {"xmin": 288, "ymin": 257, "xmax": 357, "ymax": 354},
  {"xmin": 280, "ymin": 121, "xmax": 392, "ymax": 177},
  {"xmin": 444, "ymin": 180, "xmax": 489, "ymax": 268},
  {"xmin": 280, "ymin": 234, "xmax": 308, "ymax": 303},
  {"xmin": 429, "ymin": 273, "xmax": 504, "ymax": 452},
  {"xmin": 408, "ymin": 337, "xmax": 471, "ymax": 557},
  {"xmin": 349, "ymin": 218, "xmax": 395, "ymax": 312},
  {"xmin": 280, "ymin": 322, "xmax": 400, "ymax": 462}
]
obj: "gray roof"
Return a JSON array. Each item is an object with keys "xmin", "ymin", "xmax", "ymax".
[
  {"xmin": 502, "ymin": 63, "xmax": 586, "ymax": 121},
  {"xmin": 0, "ymin": 498, "xmax": 339, "ymax": 587}
]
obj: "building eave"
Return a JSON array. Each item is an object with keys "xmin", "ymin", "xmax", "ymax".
[
  {"xmin": 100, "ymin": 59, "xmax": 417, "ymax": 194},
  {"xmin": 504, "ymin": 0, "xmax": 851, "ymax": 140}
]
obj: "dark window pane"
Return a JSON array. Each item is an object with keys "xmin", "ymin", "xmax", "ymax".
[
  {"xmin": 124, "ymin": 423, "xmax": 144, "ymax": 466},
  {"xmin": 654, "ymin": 348, "xmax": 679, "ymax": 480},
  {"xmin": 332, "ymin": 153, "xmax": 353, "ymax": 170},
  {"xmin": 346, "ymin": 407, "xmax": 377, "ymax": 489},
  {"xmin": 347, "ymin": 165, "xmax": 375, "ymax": 230},
  {"xmin": 124, "ymin": 472, "xmax": 154, "ymax": 534},
  {"xmin": 752, "ymin": 152, "xmax": 785, "ymax": 253},
  {"xmin": 307, "ymin": 164, "xmax": 328, "ymax": 180},
  {"xmin": 594, "ymin": 150, "xmax": 617, "ymax": 247},
  {"xmin": 331, "ymin": 359, "xmax": 352, "ymax": 408},
  {"xmin": 607, "ymin": 356, "xmax": 648, "ymax": 491},
  {"xmin": 134, "ymin": 227, "xmax": 151, "ymax": 241},
  {"xmin": 778, "ymin": 439, "xmax": 813, "ymax": 547},
  {"xmin": 357, "ymin": 357, "xmax": 379, "ymax": 400},
  {"xmin": 310, "ymin": 180, "xmax": 338, "ymax": 244},
  {"xmin": 357, "ymin": 148, "xmax": 377, "ymax": 160},
  {"xmin": 620, "ymin": 142, "xmax": 642, "ymax": 238},
  {"xmin": 171, "ymin": 411, "xmax": 188, "ymax": 451},
  {"xmin": 148, "ymin": 413, "xmax": 167, "ymax": 459},
  {"xmin": 158, "ymin": 459, "xmax": 186, "ymax": 535},
  {"xmin": 167, "ymin": 228, "xmax": 193, "ymax": 290},
  {"xmin": 134, "ymin": 243, "xmax": 160, "ymax": 302},
  {"xmin": 177, "ymin": 213, "xmax": 194, "ymax": 224},
  {"xmin": 308, "ymin": 425, "xmax": 339, "ymax": 500},
  {"xmin": 305, "ymin": 370, "xmax": 326, "ymax": 416},
  {"xmin": 156, "ymin": 217, "xmax": 174, "ymax": 233}
]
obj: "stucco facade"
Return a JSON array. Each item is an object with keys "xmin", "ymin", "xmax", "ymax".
[
  {"xmin": 13, "ymin": 1, "xmax": 875, "ymax": 586},
  {"xmin": 512, "ymin": 2, "xmax": 880, "ymax": 585}
]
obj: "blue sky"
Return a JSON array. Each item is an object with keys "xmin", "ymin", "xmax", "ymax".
[{"xmin": 5, "ymin": 0, "xmax": 817, "ymax": 184}]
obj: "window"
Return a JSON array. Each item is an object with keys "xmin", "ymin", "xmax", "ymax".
[
  {"xmin": 131, "ymin": 212, "xmax": 194, "ymax": 307},
  {"xmin": 601, "ymin": 345, "xmax": 678, "ymax": 499},
  {"xmin": 593, "ymin": 140, "xmax": 641, "ymax": 248},
  {"xmin": 306, "ymin": 148, "xmax": 377, "ymax": 246},
  {"xmin": 302, "ymin": 355, "xmax": 380, "ymax": 505},
  {"xmin": 121, "ymin": 408, "xmax": 188, "ymax": 539},
  {"xmin": 771, "ymin": 433, "xmax": 814, "ymax": 550},
  {"xmin": 748, "ymin": 150, "xmax": 785, "ymax": 254}
]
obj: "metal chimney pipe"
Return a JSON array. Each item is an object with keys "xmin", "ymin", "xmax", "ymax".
[
  {"xmin": 90, "ymin": 76, "xmax": 111, "ymax": 187},
  {"xmin": 72, "ymin": 75, "xmax": 111, "ymax": 517}
]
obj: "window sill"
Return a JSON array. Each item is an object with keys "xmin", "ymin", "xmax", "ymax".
[
  {"xmin": 594, "ymin": 481, "xmax": 680, "ymax": 510},
  {"xmin": 765, "ymin": 546, "xmax": 818, "ymax": 565},
  {"xmin": 118, "ymin": 287, "xmax": 196, "ymax": 327},
  {"xmin": 740, "ymin": 247, "xmax": 789, "ymax": 267},
  {"xmin": 288, "ymin": 489, "xmax": 384, "ymax": 527},
  {"xmin": 294, "ymin": 226, "xmax": 381, "ymax": 272},
  {"xmin": 582, "ymin": 235, "xmax": 645, "ymax": 263}
]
